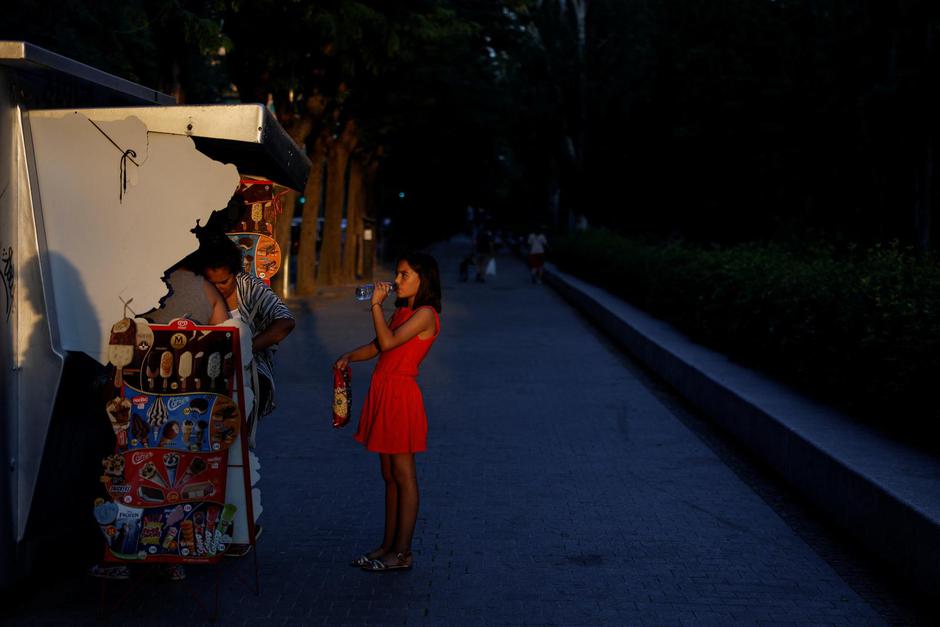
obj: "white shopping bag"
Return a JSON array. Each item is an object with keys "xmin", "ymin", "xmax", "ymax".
[{"xmin": 485, "ymin": 257, "xmax": 497, "ymax": 276}]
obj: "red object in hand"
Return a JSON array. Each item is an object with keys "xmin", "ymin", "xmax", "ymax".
[{"xmin": 332, "ymin": 366, "xmax": 351, "ymax": 428}]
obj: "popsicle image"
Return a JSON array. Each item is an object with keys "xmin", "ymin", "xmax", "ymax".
[
  {"xmin": 165, "ymin": 505, "xmax": 185, "ymax": 527},
  {"xmin": 205, "ymin": 507, "xmax": 220, "ymax": 555},
  {"xmin": 107, "ymin": 318, "xmax": 136, "ymax": 388},
  {"xmin": 159, "ymin": 422, "xmax": 180, "ymax": 447},
  {"xmin": 139, "ymin": 462, "xmax": 169, "ymax": 489},
  {"xmin": 145, "ymin": 358, "xmax": 157, "ymax": 391},
  {"xmin": 163, "ymin": 452, "xmax": 180, "ymax": 486},
  {"xmin": 193, "ymin": 352, "xmax": 205, "ymax": 390},
  {"xmin": 181, "ymin": 419, "xmax": 194, "ymax": 443},
  {"xmin": 159, "ymin": 351, "xmax": 174, "ymax": 390},
  {"xmin": 251, "ymin": 203, "xmax": 263, "ymax": 230},
  {"xmin": 211, "ymin": 504, "xmax": 237, "ymax": 554},
  {"xmin": 207, "ymin": 352, "xmax": 221, "ymax": 390},
  {"xmin": 161, "ymin": 526, "xmax": 179, "ymax": 550},
  {"xmin": 147, "ymin": 397, "xmax": 168, "ymax": 443},
  {"xmin": 178, "ymin": 351, "xmax": 193, "ymax": 391},
  {"xmin": 193, "ymin": 512, "xmax": 207, "ymax": 555},
  {"xmin": 222, "ymin": 353, "xmax": 233, "ymax": 391}
]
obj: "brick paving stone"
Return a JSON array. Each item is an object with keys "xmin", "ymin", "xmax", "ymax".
[{"xmin": 1, "ymin": 238, "xmax": 932, "ymax": 625}]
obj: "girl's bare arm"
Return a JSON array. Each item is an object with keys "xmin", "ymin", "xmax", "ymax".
[
  {"xmin": 334, "ymin": 341, "xmax": 379, "ymax": 369},
  {"xmin": 371, "ymin": 307, "xmax": 435, "ymax": 352}
]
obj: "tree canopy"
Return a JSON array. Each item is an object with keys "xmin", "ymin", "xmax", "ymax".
[{"xmin": 4, "ymin": 0, "xmax": 940, "ymax": 251}]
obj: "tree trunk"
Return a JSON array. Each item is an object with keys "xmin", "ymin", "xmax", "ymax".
[
  {"xmin": 318, "ymin": 121, "xmax": 358, "ymax": 285},
  {"xmin": 342, "ymin": 157, "xmax": 366, "ymax": 282},
  {"xmin": 297, "ymin": 133, "xmax": 327, "ymax": 295}
]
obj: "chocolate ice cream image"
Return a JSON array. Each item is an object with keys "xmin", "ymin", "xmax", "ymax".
[
  {"xmin": 177, "ymin": 457, "xmax": 207, "ymax": 487},
  {"xmin": 159, "ymin": 421, "xmax": 180, "ymax": 447},
  {"xmin": 139, "ymin": 461, "xmax": 169, "ymax": 489}
]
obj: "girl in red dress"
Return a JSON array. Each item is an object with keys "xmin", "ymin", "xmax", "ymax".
[{"xmin": 335, "ymin": 252, "xmax": 441, "ymax": 571}]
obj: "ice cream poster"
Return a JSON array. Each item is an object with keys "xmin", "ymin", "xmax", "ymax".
[
  {"xmin": 116, "ymin": 390, "xmax": 240, "ymax": 452},
  {"xmin": 107, "ymin": 320, "xmax": 242, "ymax": 398},
  {"xmin": 95, "ymin": 499, "xmax": 238, "ymax": 562},
  {"xmin": 228, "ymin": 232, "xmax": 281, "ymax": 280},
  {"xmin": 101, "ymin": 450, "xmax": 227, "ymax": 508}
]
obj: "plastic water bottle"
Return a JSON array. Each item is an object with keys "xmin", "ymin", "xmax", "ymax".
[{"xmin": 355, "ymin": 283, "xmax": 396, "ymax": 301}]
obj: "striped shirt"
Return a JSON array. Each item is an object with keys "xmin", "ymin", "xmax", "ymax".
[{"xmin": 235, "ymin": 272, "xmax": 294, "ymax": 415}]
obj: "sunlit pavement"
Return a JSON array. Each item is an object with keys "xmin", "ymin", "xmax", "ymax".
[{"xmin": 5, "ymin": 237, "xmax": 922, "ymax": 625}]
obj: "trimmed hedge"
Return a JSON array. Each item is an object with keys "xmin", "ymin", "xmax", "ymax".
[{"xmin": 553, "ymin": 229, "xmax": 940, "ymax": 430}]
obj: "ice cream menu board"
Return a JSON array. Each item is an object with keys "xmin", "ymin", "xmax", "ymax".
[
  {"xmin": 97, "ymin": 318, "xmax": 249, "ymax": 563},
  {"xmin": 227, "ymin": 232, "xmax": 281, "ymax": 281},
  {"xmin": 226, "ymin": 177, "xmax": 287, "ymax": 282}
]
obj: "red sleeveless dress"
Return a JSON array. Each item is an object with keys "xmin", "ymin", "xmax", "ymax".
[{"xmin": 355, "ymin": 306, "xmax": 440, "ymax": 453}]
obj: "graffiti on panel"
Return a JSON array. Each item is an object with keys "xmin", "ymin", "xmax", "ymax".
[{"xmin": 1, "ymin": 246, "xmax": 12, "ymax": 322}]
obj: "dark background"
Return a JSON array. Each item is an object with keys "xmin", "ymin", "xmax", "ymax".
[{"xmin": 4, "ymin": 0, "xmax": 939, "ymax": 250}]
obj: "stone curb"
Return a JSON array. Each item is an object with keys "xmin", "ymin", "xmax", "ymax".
[{"xmin": 544, "ymin": 263, "xmax": 940, "ymax": 600}]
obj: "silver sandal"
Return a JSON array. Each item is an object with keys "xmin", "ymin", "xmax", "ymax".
[{"xmin": 362, "ymin": 552, "xmax": 412, "ymax": 572}]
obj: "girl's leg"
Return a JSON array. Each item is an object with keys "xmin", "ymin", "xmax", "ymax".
[
  {"xmin": 376, "ymin": 453, "xmax": 397, "ymax": 557},
  {"xmin": 387, "ymin": 453, "xmax": 419, "ymax": 563}
]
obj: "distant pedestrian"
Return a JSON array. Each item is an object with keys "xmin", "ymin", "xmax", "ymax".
[
  {"xmin": 527, "ymin": 226, "xmax": 549, "ymax": 284},
  {"xmin": 474, "ymin": 228, "xmax": 494, "ymax": 282},
  {"xmin": 335, "ymin": 252, "xmax": 442, "ymax": 572},
  {"xmin": 458, "ymin": 253, "xmax": 474, "ymax": 282}
]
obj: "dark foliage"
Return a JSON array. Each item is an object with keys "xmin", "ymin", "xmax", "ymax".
[{"xmin": 554, "ymin": 229, "xmax": 940, "ymax": 433}]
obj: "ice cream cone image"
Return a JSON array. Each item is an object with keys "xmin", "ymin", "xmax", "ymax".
[
  {"xmin": 181, "ymin": 419, "xmax": 194, "ymax": 443},
  {"xmin": 147, "ymin": 397, "xmax": 168, "ymax": 443},
  {"xmin": 105, "ymin": 398, "xmax": 131, "ymax": 435},
  {"xmin": 163, "ymin": 452, "xmax": 180, "ymax": 487},
  {"xmin": 139, "ymin": 462, "xmax": 169, "ymax": 489},
  {"xmin": 195, "ymin": 420, "xmax": 208, "ymax": 447},
  {"xmin": 159, "ymin": 422, "xmax": 180, "ymax": 447},
  {"xmin": 177, "ymin": 457, "xmax": 207, "ymax": 487}
]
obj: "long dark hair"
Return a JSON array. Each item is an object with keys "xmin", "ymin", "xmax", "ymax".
[
  {"xmin": 197, "ymin": 234, "xmax": 243, "ymax": 275},
  {"xmin": 396, "ymin": 252, "xmax": 442, "ymax": 313}
]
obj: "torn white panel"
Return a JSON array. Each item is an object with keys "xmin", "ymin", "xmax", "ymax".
[{"xmin": 26, "ymin": 111, "xmax": 239, "ymax": 363}]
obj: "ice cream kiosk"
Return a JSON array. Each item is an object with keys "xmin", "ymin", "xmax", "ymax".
[{"xmin": 0, "ymin": 41, "xmax": 310, "ymax": 592}]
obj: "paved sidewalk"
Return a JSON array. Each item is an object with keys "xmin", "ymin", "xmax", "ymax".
[{"xmin": 4, "ymin": 239, "xmax": 897, "ymax": 625}]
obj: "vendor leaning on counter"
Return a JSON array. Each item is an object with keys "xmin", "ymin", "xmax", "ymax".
[
  {"xmin": 193, "ymin": 225, "xmax": 295, "ymax": 448},
  {"xmin": 144, "ymin": 220, "xmax": 295, "ymax": 447}
]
